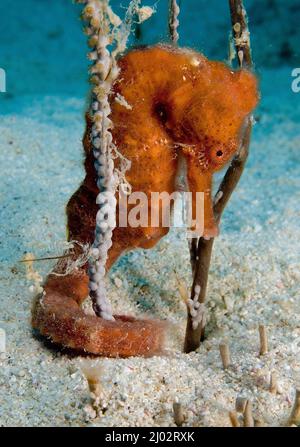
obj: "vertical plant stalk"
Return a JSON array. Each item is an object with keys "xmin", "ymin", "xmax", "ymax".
[
  {"xmin": 219, "ymin": 342, "xmax": 231, "ymax": 369},
  {"xmin": 78, "ymin": 0, "xmax": 144, "ymax": 320},
  {"xmin": 244, "ymin": 400, "xmax": 254, "ymax": 427},
  {"xmin": 173, "ymin": 402, "xmax": 185, "ymax": 426},
  {"xmin": 258, "ymin": 324, "xmax": 268, "ymax": 355},
  {"xmin": 287, "ymin": 389, "xmax": 300, "ymax": 426},
  {"xmin": 169, "ymin": 0, "xmax": 180, "ymax": 45},
  {"xmin": 80, "ymin": 0, "xmax": 119, "ymax": 320},
  {"xmin": 269, "ymin": 372, "xmax": 278, "ymax": 394},
  {"xmin": 184, "ymin": 0, "xmax": 254, "ymax": 353},
  {"xmin": 229, "ymin": 411, "xmax": 240, "ymax": 427}
]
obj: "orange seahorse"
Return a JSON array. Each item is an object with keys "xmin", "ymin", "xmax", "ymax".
[{"xmin": 32, "ymin": 46, "xmax": 258, "ymax": 357}]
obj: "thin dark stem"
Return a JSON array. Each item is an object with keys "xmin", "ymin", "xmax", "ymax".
[
  {"xmin": 188, "ymin": 237, "xmax": 198, "ymax": 274},
  {"xmin": 184, "ymin": 0, "xmax": 253, "ymax": 353},
  {"xmin": 19, "ymin": 254, "xmax": 72, "ymax": 263},
  {"xmin": 185, "ymin": 238, "xmax": 214, "ymax": 349}
]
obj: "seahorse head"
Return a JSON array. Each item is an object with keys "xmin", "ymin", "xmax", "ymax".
[
  {"xmin": 165, "ymin": 52, "xmax": 259, "ymax": 238},
  {"xmin": 167, "ymin": 55, "xmax": 259, "ymax": 172}
]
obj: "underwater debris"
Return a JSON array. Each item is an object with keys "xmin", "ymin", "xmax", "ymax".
[
  {"xmin": 137, "ymin": 5, "xmax": 155, "ymax": 24},
  {"xmin": 114, "ymin": 93, "xmax": 132, "ymax": 110},
  {"xmin": 79, "ymin": 359, "xmax": 106, "ymax": 418},
  {"xmin": 23, "ymin": 253, "xmax": 44, "ymax": 294}
]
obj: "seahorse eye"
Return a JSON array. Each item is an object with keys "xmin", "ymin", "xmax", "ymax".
[
  {"xmin": 154, "ymin": 102, "xmax": 168, "ymax": 124},
  {"xmin": 216, "ymin": 150, "xmax": 223, "ymax": 158}
]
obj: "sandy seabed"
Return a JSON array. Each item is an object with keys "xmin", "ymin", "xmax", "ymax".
[{"xmin": 0, "ymin": 68, "xmax": 300, "ymax": 427}]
